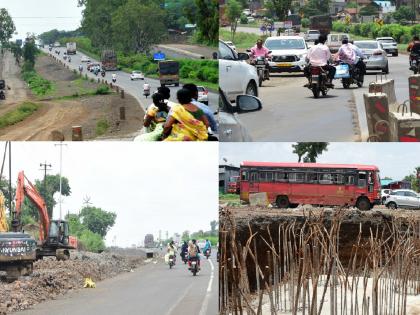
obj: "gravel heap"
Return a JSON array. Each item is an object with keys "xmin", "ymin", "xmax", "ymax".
[{"xmin": 0, "ymin": 251, "xmax": 147, "ymax": 314}]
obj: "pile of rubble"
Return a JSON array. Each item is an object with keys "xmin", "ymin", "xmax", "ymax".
[{"xmin": 0, "ymin": 251, "xmax": 147, "ymax": 314}]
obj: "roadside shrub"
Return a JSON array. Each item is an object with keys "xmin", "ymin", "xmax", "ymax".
[
  {"xmin": 0, "ymin": 102, "xmax": 40, "ymax": 129},
  {"xmin": 240, "ymin": 14, "xmax": 248, "ymax": 24},
  {"xmin": 96, "ymin": 118, "xmax": 110, "ymax": 136},
  {"xmin": 302, "ymin": 18, "xmax": 310, "ymax": 28},
  {"xmin": 95, "ymin": 85, "xmax": 110, "ymax": 95},
  {"xmin": 79, "ymin": 230, "xmax": 105, "ymax": 253},
  {"xmin": 21, "ymin": 69, "xmax": 53, "ymax": 96}
]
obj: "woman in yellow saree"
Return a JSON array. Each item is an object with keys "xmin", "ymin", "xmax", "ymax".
[{"xmin": 163, "ymin": 88, "xmax": 209, "ymax": 141}]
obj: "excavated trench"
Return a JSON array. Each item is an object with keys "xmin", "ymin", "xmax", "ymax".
[{"xmin": 220, "ymin": 206, "xmax": 420, "ymax": 293}]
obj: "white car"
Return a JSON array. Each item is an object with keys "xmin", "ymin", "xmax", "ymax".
[
  {"xmin": 197, "ymin": 86, "xmax": 209, "ymax": 104},
  {"xmin": 381, "ymin": 188, "xmax": 392, "ymax": 204},
  {"xmin": 305, "ymin": 30, "xmax": 320, "ymax": 42},
  {"xmin": 130, "ymin": 71, "xmax": 145, "ymax": 80},
  {"xmin": 219, "ymin": 40, "xmax": 259, "ymax": 102},
  {"xmin": 385, "ymin": 189, "xmax": 420, "ymax": 209},
  {"xmin": 247, "ymin": 17, "xmax": 255, "ymax": 23},
  {"xmin": 225, "ymin": 41, "xmax": 236, "ymax": 51},
  {"xmin": 81, "ymin": 55, "xmax": 91, "ymax": 62},
  {"xmin": 376, "ymin": 37, "xmax": 398, "ymax": 57},
  {"xmin": 264, "ymin": 36, "xmax": 308, "ymax": 73}
]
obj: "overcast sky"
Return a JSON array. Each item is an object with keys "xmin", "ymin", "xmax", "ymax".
[
  {"xmin": 2, "ymin": 142, "xmax": 218, "ymax": 247},
  {"xmin": 0, "ymin": 0, "xmax": 83, "ymax": 40},
  {"xmin": 220, "ymin": 143, "xmax": 420, "ymax": 180}
]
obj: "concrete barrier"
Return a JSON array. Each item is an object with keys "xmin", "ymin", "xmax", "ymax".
[
  {"xmin": 363, "ymin": 92, "xmax": 391, "ymax": 141},
  {"xmin": 72, "ymin": 126, "xmax": 83, "ymax": 141},
  {"xmin": 120, "ymin": 107, "xmax": 126, "ymax": 120},
  {"xmin": 249, "ymin": 192, "xmax": 269, "ymax": 207},
  {"xmin": 121, "ymin": 89, "xmax": 125, "ymax": 99},
  {"xmin": 389, "ymin": 110, "xmax": 420, "ymax": 142},
  {"xmin": 409, "ymin": 75, "xmax": 420, "ymax": 114},
  {"xmin": 369, "ymin": 79, "xmax": 397, "ymax": 111}
]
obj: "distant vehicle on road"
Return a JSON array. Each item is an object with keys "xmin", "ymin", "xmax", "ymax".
[
  {"xmin": 385, "ymin": 189, "xmax": 420, "ymax": 209},
  {"xmin": 354, "ymin": 40, "xmax": 389, "ymax": 74},
  {"xmin": 158, "ymin": 60, "xmax": 180, "ymax": 87},
  {"xmin": 101, "ymin": 50, "xmax": 118, "ymax": 71},
  {"xmin": 197, "ymin": 239, "xmax": 206, "ymax": 250},
  {"xmin": 327, "ymin": 34, "xmax": 350, "ymax": 53},
  {"xmin": 376, "ymin": 37, "xmax": 398, "ymax": 56},
  {"xmin": 144, "ymin": 234, "xmax": 154, "ymax": 248},
  {"xmin": 197, "ymin": 86, "xmax": 209, "ymax": 104},
  {"xmin": 130, "ymin": 71, "xmax": 145, "ymax": 80},
  {"xmin": 66, "ymin": 42, "xmax": 76, "ymax": 55},
  {"xmin": 81, "ymin": 55, "xmax": 91, "ymax": 63},
  {"xmin": 53, "ymin": 41, "xmax": 60, "ymax": 48},
  {"xmin": 381, "ymin": 188, "xmax": 392, "ymax": 204},
  {"xmin": 218, "ymin": 88, "xmax": 262, "ymax": 142},
  {"xmin": 309, "ymin": 15, "xmax": 332, "ymax": 37},
  {"xmin": 87, "ymin": 62, "xmax": 101, "ymax": 71},
  {"xmin": 218, "ymin": 40, "xmax": 259, "ymax": 101},
  {"xmin": 305, "ymin": 30, "xmax": 320, "ymax": 42},
  {"xmin": 264, "ymin": 36, "xmax": 308, "ymax": 73}
]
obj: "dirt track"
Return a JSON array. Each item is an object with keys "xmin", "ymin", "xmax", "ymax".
[{"xmin": 0, "ymin": 52, "xmax": 144, "ymax": 140}]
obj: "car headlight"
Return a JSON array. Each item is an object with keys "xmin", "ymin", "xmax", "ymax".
[{"xmin": 298, "ymin": 54, "xmax": 306, "ymax": 60}]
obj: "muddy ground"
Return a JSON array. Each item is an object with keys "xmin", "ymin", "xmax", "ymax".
[
  {"xmin": 0, "ymin": 249, "xmax": 156, "ymax": 314},
  {"xmin": 0, "ymin": 52, "xmax": 144, "ymax": 140}
]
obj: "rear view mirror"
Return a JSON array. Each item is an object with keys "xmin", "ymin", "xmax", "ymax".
[
  {"xmin": 238, "ymin": 52, "xmax": 249, "ymax": 61},
  {"xmin": 235, "ymin": 95, "xmax": 262, "ymax": 113},
  {"xmin": 246, "ymin": 49, "xmax": 251, "ymax": 53}
]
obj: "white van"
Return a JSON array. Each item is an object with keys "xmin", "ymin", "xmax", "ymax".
[{"xmin": 327, "ymin": 33, "xmax": 350, "ymax": 53}]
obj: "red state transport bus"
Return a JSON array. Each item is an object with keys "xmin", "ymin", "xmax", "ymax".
[{"xmin": 240, "ymin": 162, "xmax": 381, "ymax": 210}]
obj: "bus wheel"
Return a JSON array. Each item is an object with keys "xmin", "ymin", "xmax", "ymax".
[
  {"xmin": 356, "ymin": 197, "xmax": 371, "ymax": 211},
  {"xmin": 276, "ymin": 196, "xmax": 290, "ymax": 208}
]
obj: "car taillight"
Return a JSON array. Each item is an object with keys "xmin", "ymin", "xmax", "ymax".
[{"xmin": 373, "ymin": 50, "xmax": 382, "ymax": 56}]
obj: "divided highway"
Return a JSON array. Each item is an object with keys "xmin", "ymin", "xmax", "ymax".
[
  {"xmin": 17, "ymin": 251, "xmax": 218, "ymax": 315},
  {"xmin": 41, "ymin": 47, "xmax": 218, "ymax": 114}
]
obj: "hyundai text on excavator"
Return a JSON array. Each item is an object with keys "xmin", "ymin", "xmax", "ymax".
[{"xmin": 0, "ymin": 171, "xmax": 77, "ymax": 281}]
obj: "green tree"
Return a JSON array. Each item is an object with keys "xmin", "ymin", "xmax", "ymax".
[
  {"xmin": 112, "ymin": 0, "xmax": 167, "ymax": 53},
  {"xmin": 292, "ymin": 142, "xmax": 329, "ymax": 163},
  {"xmin": 210, "ymin": 220, "xmax": 218, "ymax": 236},
  {"xmin": 22, "ymin": 41, "xmax": 38, "ymax": 67},
  {"xmin": 359, "ymin": 2, "xmax": 380, "ymax": 16},
  {"xmin": 301, "ymin": 0, "xmax": 331, "ymax": 17},
  {"xmin": 265, "ymin": 0, "xmax": 292, "ymax": 20},
  {"xmin": 393, "ymin": 6, "xmax": 416, "ymax": 22},
  {"xmin": 79, "ymin": 206, "xmax": 116, "ymax": 238},
  {"xmin": 194, "ymin": 0, "xmax": 218, "ymax": 45},
  {"xmin": 226, "ymin": 0, "xmax": 242, "ymax": 41},
  {"xmin": 0, "ymin": 8, "xmax": 15, "ymax": 46},
  {"xmin": 24, "ymin": 174, "xmax": 71, "ymax": 221},
  {"xmin": 181, "ymin": 230, "xmax": 190, "ymax": 240}
]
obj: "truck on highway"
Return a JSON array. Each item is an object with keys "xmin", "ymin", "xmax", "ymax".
[
  {"xmin": 66, "ymin": 42, "xmax": 77, "ymax": 55},
  {"xmin": 309, "ymin": 15, "xmax": 332, "ymax": 37},
  {"xmin": 101, "ymin": 50, "xmax": 118, "ymax": 71},
  {"xmin": 158, "ymin": 60, "xmax": 180, "ymax": 87},
  {"xmin": 144, "ymin": 234, "xmax": 154, "ymax": 248}
]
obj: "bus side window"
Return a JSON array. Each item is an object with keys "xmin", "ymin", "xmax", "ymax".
[
  {"xmin": 241, "ymin": 171, "xmax": 248, "ymax": 181},
  {"xmin": 259, "ymin": 172, "xmax": 267, "ymax": 182},
  {"xmin": 358, "ymin": 172, "xmax": 367, "ymax": 187},
  {"xmin": 266, "ymin": 172, "xmax": 273, "ymax": 182},
  {"xmin": 319, "ymin": 174, "xmax": 332, "ymax": 184},
  {"xmin": 250, "ymin": 172, "xmax": 257, "ymax": 182},
  {"xmin": 345, "ymin": 175, "xmax": 355, "ymax": 185},
  {"xmin": 306, "ymin": 173, "xmax": 318, "ymax": 183},
  {"xmin": 275, "ymin": 172, "xmax": 287, "ymax": 182}
]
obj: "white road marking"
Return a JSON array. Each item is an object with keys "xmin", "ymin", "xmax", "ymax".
[
  {"xmin": 166, "ymin": 282, "xmax": 194, "ymax": 315},
  {"xmin": 199, "ymin": 258, "xmax": 215, "ymax": 315}
]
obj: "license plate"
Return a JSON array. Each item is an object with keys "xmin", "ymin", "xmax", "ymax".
[
  {"xmin": 277, "ymin": 63, "xmax": 292, "ymax": 67},
  {"xmin": 311, "ymin": 76, "xmax": 319, "ymax": 82}
]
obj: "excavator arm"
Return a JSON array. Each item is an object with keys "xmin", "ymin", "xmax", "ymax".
[{"xmin": 15, "ymin": 171, "xmax": 50, "ymax": 241}]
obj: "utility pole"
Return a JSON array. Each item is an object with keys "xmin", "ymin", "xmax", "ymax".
[
  {"xmin": 39, "ymin": 161, "xmax": 52, "ymax": 202},
  {"xmin": 8, "ymin": 142, "xmax": 11, "ymax": 219},
  {"xmin": 54, "ymin": 142, "xmax": 67, "ymax": 220}
]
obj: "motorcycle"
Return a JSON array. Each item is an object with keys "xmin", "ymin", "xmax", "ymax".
[
  {"xmin": 0, "ymin": 91, "xmax": 5, "ymax": 100},
  {"xmin": 188, "ymin": 257, "xmax": 199, "ymax": 276},
  {"xmin": 307, "ymin": 65, "xmax": 330, "ymax": 98},
  {"xmin": 204, "ymin": 248, "xmax": 211, "ymax": 259},
  {"xmin": 335, "ymin": 61, "xmax": 364, "ymax": 89},
  {"xmin": 112, "ymin": 77, "xmax": 117, "ymax": 83},
  {"xmin": 410, "ymin": 54, "xmax": 420, "ymax": 74},
  {"xmin": 246, "ymin": 50, "xmax": 271, "ymax": 87},
  {"xmin": 68, "ymin": 57, "xmax": 71, "ymax": 63},
  {"xmin": 101, "ymin": 71, "xmax": 106, "ymax": 77},
  {"xmin": 168, "ymin": 254, "xmax": 175, "ymax": 269},
  {"xmin": 143, "ymin": 87, "xmax": 151, "ymax": 98},
  {"xmin": 181, "ymin": 251, "xmax": 188, "ymax": 264}
]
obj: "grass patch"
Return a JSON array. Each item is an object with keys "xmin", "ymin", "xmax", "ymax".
[
  {"xmin": 95, "ymin": 118, "xmax": 110, "ymax": 136},
  {"xmin": 95, "ymin": 85, "xmax": 111, "ymax": 95},
  {"xmin": 219, "ymin": 29, "xmax": 263, "ymax": 49},
  {"xmin": 219, "ymin": 193, "xmax": 240, "ymax": 200},
  {"xmin": 21, "ymin": 69, "xmax": 54, "ymax": 96},
  {"xmin": 0, "ymin": 102, "xmax": 40, "ymax": 129}
]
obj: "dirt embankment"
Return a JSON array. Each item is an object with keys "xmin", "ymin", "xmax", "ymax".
[
  {"xmin": 0, "ymin": 53, "xmax": 144, "ymax": 140},
  {"xmin": 0, "ymin": 250, "xmax": 152, "ymax": 314}
]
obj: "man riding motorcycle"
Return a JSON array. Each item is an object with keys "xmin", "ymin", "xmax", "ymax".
[
  {"xmin": 249, "ymin": 39, "xmax": 271, "ymax": 80},
  {"xmin": 337, "ymin": 38, "xmax": 357, "ymax": 71},
  {"xmin": 167, "ymin": 240, "xmax": 177, "ymax": 265},
  {"xmin": 180, "ymin": 241, "xmax": 188, "ymax": 263},
  {"xmin": 203, "ymin": 239, "xmax": 211, "ymax": 258},
  {"xmin": 188, "ymin": 239, "xmax": 201, "ymax": 270},
  {"xmin": 304, "ymin": 35, "xmax": 336, "ymax": 88},
  {"xmin": 407, "ymin": 36, "xmax": 420, "ymax": 71},
  {"xmin": 112, "ymin": 73, "xmax": 117, "ymax": 83}
]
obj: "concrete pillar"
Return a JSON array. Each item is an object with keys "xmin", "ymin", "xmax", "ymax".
[
  {"xmin": 389, "ymin": 111, "xmax": 420, "ymax": 142},
  {"xmin": 72, "ymin": 126, "xmax": 83, "ymax": 141},
  {"xmin": 369, "ymin": 79, "xmax": 397, "ymax": 111},
  {"xmin": 363, "ymin": 92, "xmax": 391, "ymax": 141},
  {"xmin": 120, "ymin": 107, "xmax": 126, "ymax": 120},
  {"xmin": 121, "ymin": 89, "xmax": 125, "ymax": 99}
]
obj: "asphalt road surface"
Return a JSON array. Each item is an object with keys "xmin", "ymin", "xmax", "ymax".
[
  {"xmin": 235, "ymin": 54, "xmax": 410, "ymax": 141},
  {"xmin": 17, "ymin": 251, "xmax": 218, "ymax": 315},
  {"xmin": 42, "ymin": 47, "xmax": 218, "ymax": 114}
]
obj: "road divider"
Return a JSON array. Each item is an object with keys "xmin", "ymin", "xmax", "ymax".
[
  {"xmin": 363, "ymin": 92, "xmax": 391, "ymax": 141},
  {"xmin": 369, "ymin": 79, "xmax": 397, "ymax": 111}
]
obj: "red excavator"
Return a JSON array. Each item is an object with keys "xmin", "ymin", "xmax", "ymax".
[{"xmin": 14, "ymin": 171, "xmax": 77, "ymax": 261}]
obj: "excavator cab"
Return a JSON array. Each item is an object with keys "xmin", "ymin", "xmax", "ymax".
[{"xmin": 48, "ymin": 220, "xmax": 70, "ymax": 246}]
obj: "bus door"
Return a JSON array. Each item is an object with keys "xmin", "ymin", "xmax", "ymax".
[
  {"xmin": 357, "ymin": 171, "xmax": 368, "ymax": 193},
  {"xmin": 249, "ymin": 171, "xmax": 259, "ymax": 193}
]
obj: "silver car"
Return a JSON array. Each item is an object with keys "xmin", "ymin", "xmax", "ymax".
[
  {"xmin": 376, "ymin": 37, "xmax": 398, "ymax": 57},
  {"xmin": 354, "ymin": 40, "xmax": 389, "ymax": 74},
  {"xmin": 385, "ymin": 189, "xmax": 420, "ymax": 209}
]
